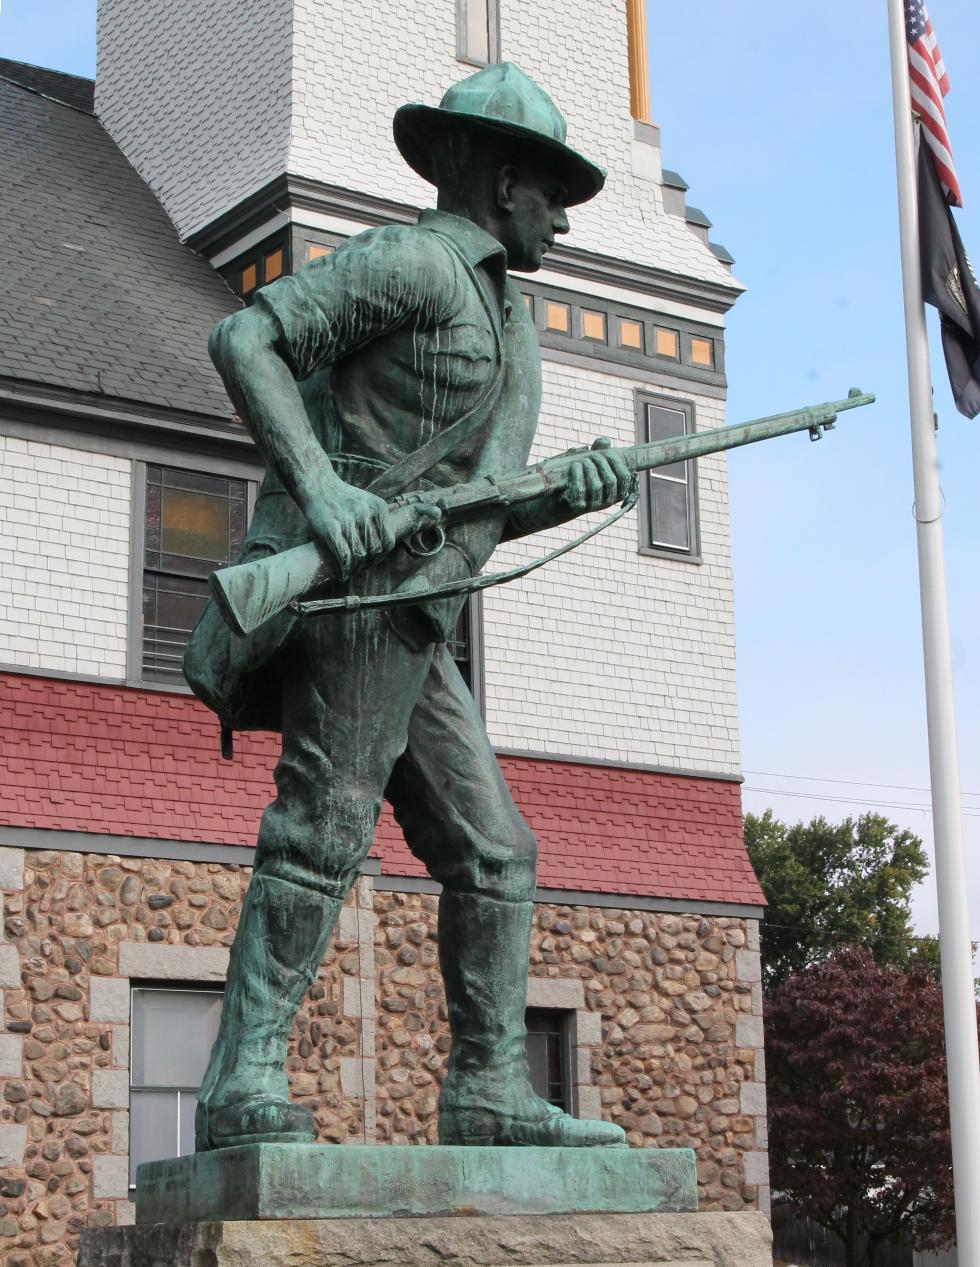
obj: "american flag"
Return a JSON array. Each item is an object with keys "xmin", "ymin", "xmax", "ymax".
[{"xmin": 905, "ymin": 0, "xmax": 962, "ymax": 207}]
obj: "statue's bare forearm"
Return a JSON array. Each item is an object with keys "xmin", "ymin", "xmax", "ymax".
[
  {"xmin": 209, "ymin": 308, "xmax": 394, "ymax": 576},
  {"xmin": 209, "ymin": 308, "xmax": 340, "ymax": 513}
]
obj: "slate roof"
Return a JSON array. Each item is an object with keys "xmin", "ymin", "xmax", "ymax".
[{"xmin": 0, "ymin": 60, "xmax": 239, "ymax": 422}]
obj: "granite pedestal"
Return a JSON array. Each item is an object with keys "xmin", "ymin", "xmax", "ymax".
[
  {"xmin": 77, "ymin": 1145, "xmax": 773, "ymax": 1267},
  {"xmin": 79, "ymin": 1210, "xmax": 774, "ymax": 1267}
]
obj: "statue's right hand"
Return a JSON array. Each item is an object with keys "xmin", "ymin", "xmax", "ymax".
[{"xmin": 305, "ymin": 485, "xmax": 395, "ymax": 580}]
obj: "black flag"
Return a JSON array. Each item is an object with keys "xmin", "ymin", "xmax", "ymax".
[{"xmin": 917, "ymin": 125, "xmax": 980, "ymax": 419}]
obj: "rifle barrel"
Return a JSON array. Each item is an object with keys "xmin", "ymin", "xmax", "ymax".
[
  {"xmin": 625, "ymin": 389, "xmax": 875, "ymax": 474},
  {"xmin": 209, "ymin": 388, "xmax": 875, "ymax": 637}
]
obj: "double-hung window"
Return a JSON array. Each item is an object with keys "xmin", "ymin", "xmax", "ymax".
[
  {"xmin": 636, "ymin": 393, "xmax": 700, "ymax": 560},
  {"xmin": 525, "ymin": 1008, "xmax": 571, "ymax": 1112}
]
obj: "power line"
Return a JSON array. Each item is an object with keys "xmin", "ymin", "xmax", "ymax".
[
  {"xmin": 744, "ymin": 785, "xmax": 925, "ymax": 812},
  {"xmin": 744, "ymin": 768, "xmax": 980, "ymax": 798}
]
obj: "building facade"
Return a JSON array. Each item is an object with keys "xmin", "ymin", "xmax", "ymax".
[{"xmin": 0, "ymin": 1, "xmax": 766, "ymax": 1262}]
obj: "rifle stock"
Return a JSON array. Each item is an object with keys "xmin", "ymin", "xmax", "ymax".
[
  {"xmin": 209, "ymin": 388, "xmax": 874, "ymax": 637},
  {"xmin": 210, "ymin": 502, "xmax": 426, "ymax": 637}
]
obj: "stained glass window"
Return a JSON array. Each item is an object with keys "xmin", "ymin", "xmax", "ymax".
[{"xmin": 142, "ymin": 466, "xmax": 247, "ymax": 683}]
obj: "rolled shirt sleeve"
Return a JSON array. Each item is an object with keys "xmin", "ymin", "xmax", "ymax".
[{"xmin": 255, "ymin": 226, "xmax": 461, "ymax": 381}]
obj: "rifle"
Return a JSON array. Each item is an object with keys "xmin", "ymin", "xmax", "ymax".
[{"xmin": 209, "ymin": 388, "xmax": 875, "ymax": 638}]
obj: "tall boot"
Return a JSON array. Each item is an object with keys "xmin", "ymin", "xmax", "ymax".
[
  {"xmin": 437, "ymin": 891, "xmax": 625, "ymax": 1147},
  {"xmin": 195, "ymin": 874, "xmax": 341, "ymax": 1151}
]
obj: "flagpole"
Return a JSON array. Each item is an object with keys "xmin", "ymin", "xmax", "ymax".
[{"xmin": 886, "ymin": 0, "xmax": 980, "ymax": 1257}]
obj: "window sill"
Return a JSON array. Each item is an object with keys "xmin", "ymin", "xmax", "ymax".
[
  {"xmin": 637, "ymin": 544, "xmax": 703, "ymax": 565},
  {"xmin": 127, "ymin": 676, "xmax": 194, "ymax": 696}
]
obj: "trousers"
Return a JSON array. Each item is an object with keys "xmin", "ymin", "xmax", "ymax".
[{"xmin": 251, "ymin": 607, "xmax": 537, "ymax": 904}]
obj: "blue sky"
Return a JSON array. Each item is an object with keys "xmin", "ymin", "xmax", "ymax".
[
  {"xmin": 1, "ymin": 0, "xmax": 978, "ymax": 951},
  {"xmin": 647, "ymin": 1, "xmax": 980, "ymax": 953}
]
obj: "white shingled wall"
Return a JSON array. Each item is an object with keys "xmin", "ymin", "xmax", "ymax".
[
  {"xmin": 91, "ymin": 0, "xmax": 739, "ymax": 773},
  {"xmin": 0, "ymin": 436, "xmax": 131, "ymax": 678},
  {"xmin": 96, "ymin": 0, "xmax": 293, "ymax": 241},
  {"xmin": 483, "ymin": 360, "xmax": 739, "ymax": 775},
  {"xmin": 288, "ymin": 0, "xmax": 729, "ymax": 279},
  {"xmin": 95, "ymin": 0, "xmax": 732, "ymax": 285}
]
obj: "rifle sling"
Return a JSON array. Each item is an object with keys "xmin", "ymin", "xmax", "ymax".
[{"xmin": 293, "ymin": 486, "xmax": 640, "ymax": 618}]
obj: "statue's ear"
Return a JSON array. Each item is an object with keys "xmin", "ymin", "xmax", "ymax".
[{"xmin": 496, "ymin": 164, "xmax": 521, "ymax": 215}]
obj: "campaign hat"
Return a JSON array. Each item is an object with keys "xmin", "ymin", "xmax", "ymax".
[{"xmin": 393, "ymin": 62, "xmax": 605, "ymax": 207}]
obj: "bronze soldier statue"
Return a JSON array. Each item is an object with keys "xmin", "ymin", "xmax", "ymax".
[{"xmin": 186, "ymin": 62, "xmax": 632, "ymax": 1152}]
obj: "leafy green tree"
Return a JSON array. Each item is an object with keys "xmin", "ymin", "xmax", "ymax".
[
  {"xmin": 768, "ymin": 948, "xmax": 957, "ymax": 1267},
  {"xmin": 744, "ymin": 810, "xmax": 930, "ymax": 992}
]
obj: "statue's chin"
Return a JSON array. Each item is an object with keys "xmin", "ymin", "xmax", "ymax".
[{"xmin": 509, "ymin": 252, "xmax": 544, "ymax": 274}]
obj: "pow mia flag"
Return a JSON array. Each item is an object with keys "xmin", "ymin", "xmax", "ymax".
[{"xmin": 917, "ymin": 123, "xmax": 980, "ymax": 418}]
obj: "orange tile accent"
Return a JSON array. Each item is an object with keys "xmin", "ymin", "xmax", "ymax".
[
  {"xmin": 619, "ymin": 319, "xmax": 643, "ymax": 350},
  {"xmin": 241, "ymin": 263, "xmax": 258, "ymax": 294},
  {"xmin": 654, "ymin": 328, "xmax": 678, "ymax": 358},
  {"xmin": 308, "ymin": 244, "xmax": 331, "ymax": 261},
  {"xmin": 626, "ymin": 0, "xmax": 651, "ymax": 122},
  {"xmin": 545, "ymin": 301, "xmax": 570, "ymax": 333},
  {"xmin": 581, "ymin": 310, "xmax": 606, "ymax": 341},
  {"xmin": 264, "ymin": 248, "xmax": 284, "ymax": 282},
  {"xmin": 690, "ymin": 337, "xmax": 714, "ymax": 367}
]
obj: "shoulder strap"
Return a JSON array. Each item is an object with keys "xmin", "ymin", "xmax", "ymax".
[{"xmin": 366, "ymin": 231, "xmax": 504, "ymax": 499}]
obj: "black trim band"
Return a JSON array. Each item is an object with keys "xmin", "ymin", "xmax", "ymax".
[{"xmin": 187, "ymin": 174, "xmax": 743, "ymax": 315}]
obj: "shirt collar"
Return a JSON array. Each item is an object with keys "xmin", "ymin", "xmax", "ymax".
[
  {"xmin": 417, "ymin": 208, "xmax": 512, "ymax": 320},
  {"xmin": 417, "ymin": 208, "xmax": 507, "ymax": 270}
]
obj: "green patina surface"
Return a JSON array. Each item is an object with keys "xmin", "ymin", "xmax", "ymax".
[
  {"xmin": 181, "ymin": 60, "xmax": 634, "ymax": 1160},
  {"xmin": 173, "ymin": 46, "xmax": 876, "ymax": 1168},
  {"xmin": 136, "ymin": 1144, "xmax": 698, "ymax": 1225}
]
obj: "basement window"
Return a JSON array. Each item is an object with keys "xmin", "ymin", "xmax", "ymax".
[
  {"xmin": 525, "ymin": 1008, "xmax": 571, "ymax": 1112},
  {"xmin": 129, "ymin": 986, "xmax": 223, "ymax": 1186}
]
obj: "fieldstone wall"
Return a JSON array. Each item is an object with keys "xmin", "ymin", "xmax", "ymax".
[
  {"xmin": 372, "ymin": 893, "xmax": 768, "ymax": 1212},
  {"xmin": 0, "ymin": 848, "xmax": 371, "ymax": 1265},
  {"xmin": 0, "ymin": 846, "xmax": 767, "ymax": 1266}
]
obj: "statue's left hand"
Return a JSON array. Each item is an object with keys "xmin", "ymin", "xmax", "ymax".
[{"xmin": 559, "ymin": 437, "xmax": 633, "ymax": 514}]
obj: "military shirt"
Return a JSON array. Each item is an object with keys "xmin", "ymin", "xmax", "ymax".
[{"xmin": 254, "ymin": 209, "xmax": 542, "ymax": 495}]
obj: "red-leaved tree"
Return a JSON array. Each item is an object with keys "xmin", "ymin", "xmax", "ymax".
[{"xmin": 767, "ymin": 947, "xmax": 959, "ymax": 1267}]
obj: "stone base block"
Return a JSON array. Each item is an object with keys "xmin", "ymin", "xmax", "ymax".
[
  {"xmin": 135, "ymin": 1144, "xmax": 697, "ymax": 1223},
  {"xmin": 79, "ymin": 1211, "xmax": 773, "ymax": 1267}
]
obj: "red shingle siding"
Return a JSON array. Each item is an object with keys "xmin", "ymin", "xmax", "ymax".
[{"xmin": 0, "ymin": 673, "xmax": 762, "ymax": 905}]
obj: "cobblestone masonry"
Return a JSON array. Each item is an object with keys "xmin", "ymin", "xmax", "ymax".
[{"xmin": 0, "ymin": 845, "xmax": 768, "ymax": 1264}]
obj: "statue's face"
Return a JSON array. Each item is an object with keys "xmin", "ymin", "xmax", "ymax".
[{"xmin": 496, "ymin": 165, "xmax": 570, "ymax": 272}]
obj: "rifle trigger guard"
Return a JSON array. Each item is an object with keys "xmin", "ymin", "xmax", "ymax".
[{"xmin": 405, "ymin": 522, "xmax": 446, "ymax": 557}]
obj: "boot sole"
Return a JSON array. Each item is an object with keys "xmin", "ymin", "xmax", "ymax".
[{"xmin": 439, "ymin": 1107, "xmax": 627, "ymax": 1148}]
